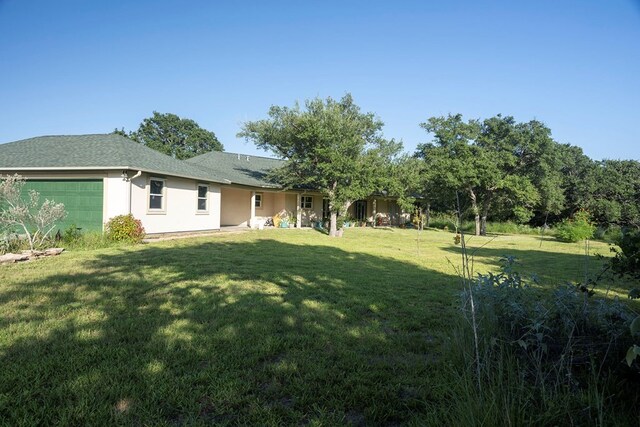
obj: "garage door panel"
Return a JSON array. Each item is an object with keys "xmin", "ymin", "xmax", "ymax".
[{"xmin": 23, "ymin": 179, "xmax": 104, "ymax": 232}]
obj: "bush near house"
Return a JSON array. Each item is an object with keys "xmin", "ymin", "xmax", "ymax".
[{"xmin": 104, "ymin": 214, "xmax": 145, "ymax": 243}]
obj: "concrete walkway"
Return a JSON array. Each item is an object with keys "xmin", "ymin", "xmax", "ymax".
[
  {"xmin": 143, "ymin": 226, "xmax": 250, "ymax": 243},
  {"xmin": 143, "ymin": 225, "xmax": 319, "ymax": 243}
]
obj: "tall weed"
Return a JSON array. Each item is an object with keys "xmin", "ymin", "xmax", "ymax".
[{"xmin": 443, "ymin": 255, "xmax": 640, "ymax": 425}]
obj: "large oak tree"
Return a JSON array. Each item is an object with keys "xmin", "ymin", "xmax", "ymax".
[
  {"xmin": 417, "ymin": 114, "xmax": 562, "ymax": 235},
  {"xmin": 115, "ymin": 112, "xmax": 223, "ymax": 159},
  {"xmin": 238, "ymin": 94, "xmax": 401, "ymax": 237}
]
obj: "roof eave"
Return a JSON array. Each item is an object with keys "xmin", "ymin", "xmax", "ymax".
[{"xmin": 0, "ymin": 166, "xmax": 231, "ymax": 185}]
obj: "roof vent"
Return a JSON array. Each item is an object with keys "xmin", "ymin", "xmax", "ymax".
[
  {"xmin": 237, "ymin": 153, "xmax": 240, "ymax": 160},
  {"xmin": 246, "ymin": 155, "xmax": 250, "ymax": 161}
]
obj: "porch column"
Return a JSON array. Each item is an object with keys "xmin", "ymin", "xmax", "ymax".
[
  {"xmin": 250, "ymin": 191, "xmax": 256, "ymax": 228},
  {"xmin": 296, "ymin": 193, "xmax": 302, "ymax": 228},
  {"xmin": 372, "ymin": 198, "xmax": 377, "ymax": 228}
]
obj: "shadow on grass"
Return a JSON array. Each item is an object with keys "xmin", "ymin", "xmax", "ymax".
[
  {"xmin": 1, "ymin": 239, "xmax": 458, "ymax": 426},
  {"xmin": 310, "ymin": 226, "xmax": 329, "ymax": 235}
]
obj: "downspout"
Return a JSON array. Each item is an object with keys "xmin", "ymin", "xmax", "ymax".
[{"xmin": 128, "ymin": 171, "xmax": 143, "ymax": 214}]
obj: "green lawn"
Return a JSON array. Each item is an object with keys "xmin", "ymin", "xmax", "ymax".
[{"xmin": 0, "ymin": 228, "xmax": 624, "ymax": 425}]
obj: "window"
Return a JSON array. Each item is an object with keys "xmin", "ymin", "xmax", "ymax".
[
  {"xmin": 197, "ymin": 184, "xmax": 208, "ymax": 212},
  {"xmin": 300, "ymin": 196, "xmax": 313, "ymax": 209},
  {"xmin": 254, "ymin": 193, "xmax": 262, "ymax": 208},
  {"xmin": 149, "ymin": 178, "xmax": 165, "ymax": 211},
  {"xmin": 322, "ymin": 198, "xmax": 330, "ymax": 220}
]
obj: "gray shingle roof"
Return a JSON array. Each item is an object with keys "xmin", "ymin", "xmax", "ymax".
[
  {"xmin": 0, "ymin": 134, "xmax": 230, "ymax": 183},
  {"xmin": 187, "ymin": 151, "xmax": 284, "ymax": 188}
]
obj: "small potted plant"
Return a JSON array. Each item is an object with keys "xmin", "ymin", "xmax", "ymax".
[{"xmin": 275, "ymin": 209, "xmax": 291, "ymax": 228}]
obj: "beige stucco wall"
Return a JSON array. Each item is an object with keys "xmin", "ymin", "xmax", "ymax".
[
  {"xmin": 284, "ymin": 193, "xmax": 297, "ymax": 214},
  {"xmin": 220, "ymin": 187, "xmax": 251, "ymax": 226},
  {"xmin": 104, "ymin": 171, "xmax": 129, "ymax": 221},
  {"xmin": 129, "ymin": 173, "xmax": 221, "ymax": 234},
  {"xmin": 220, "ymin": 187, "xmax": 288, "ymax": 226}
]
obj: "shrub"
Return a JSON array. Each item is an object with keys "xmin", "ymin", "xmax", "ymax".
[
  {"xmin": 555, "ymin": 210, "xmax": 596, "ymax": 242},
  {"xmin": 449, "ymin": 256, "xmax": 640, "ymax": 424},
  {"xmin": 0, "ymin": 230, "xmax": 23, "ymax": 254},
  {"xmin": 461, "ymin": 256, "xmax": 634, "ymax": 397},
  {"xmin": 427, "ymin": 212, "xmax": 458, "ymax": 231},
  {"xmin": 62, "ymin": 223, "xmax": 83, "ymax": 244},
  {"xmin": 61, "ymin": 230, "xmax": 114, "ymax": 250},
  {"xmin": 104, "ymin": 214, "xmax": 145, "ymax": 243},
  {"xmin": 610, "ymin": 229, "xmax": 640, "ymax": 280},
  {"xmin": 484, "ymin": 221, "xmax": 543, "ymax": 236},
  {"xmin": 0, "ymin": 174, "xmax": 67, "ymax": 250},
  {"xmin": 595, "ymin": 225, "xmax": 623, "ymax": 243}
]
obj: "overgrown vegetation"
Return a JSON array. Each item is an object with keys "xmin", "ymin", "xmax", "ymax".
[
  {"xmin": 0, "ymin": 230, "xmax": 23, "ymax": 254},
  {"xmin": 443, "ymin": 235, "xmax": 640, "ymax": 424},
  {"xmin": 59, "ymin": 224, "xmax": 116, "ymax": 250},
  {"xmin": 104, "ymin": 214, "xmax": 146, "ymax": 243},
  {"xmin": 610, "ymin": 230, "xmax": 640, "ymax": 280},
  {"xmin": 555, "ymin": 210, "xmax": 596, "ymax": 243},
  {"xmin": 0, "ymin": 174, "xmax": 67, "ymax": 252},
  {"xmin": 429, "ymin": 214, "xmax": 546, "ymax": 237}
]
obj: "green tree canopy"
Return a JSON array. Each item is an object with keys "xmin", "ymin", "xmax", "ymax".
[
  {"xmin": 585, "ymin": 160, "xmax": 640, "ymax": 227},
  {"xmin": 238, "ymin": 94, "xmax": 401, "ymax": 237},
  {"xmin": 115, "ymin": 112, "xmax": 223, "ymax": 159},
  {"xmin": 416, "ymin": 114, "xmax": 565, "ymax": 235}
]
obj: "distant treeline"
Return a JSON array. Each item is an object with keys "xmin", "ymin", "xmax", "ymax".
[{"xmin": 415, "ymin": 114, "xmax": 639, "ymax": 234}]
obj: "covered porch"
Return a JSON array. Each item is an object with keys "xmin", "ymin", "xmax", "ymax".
[
  {"xmin": 346, "ymin": 197, "xmax": 409, "ymax": 227},
  {"xmin": 220, "ymin": 186, "xmax": 325, "ymax": 228}
]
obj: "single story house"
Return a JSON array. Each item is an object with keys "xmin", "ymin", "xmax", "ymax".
[
  {"xmin": 186, "ymin": 151, "xmax": 330, "ymax": 228},
  {"xmin": 0, "ymin": 134, "xmax": 408, "ymax": 234}
]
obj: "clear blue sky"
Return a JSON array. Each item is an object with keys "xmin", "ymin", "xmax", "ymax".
[{"xmin": 1, "ymin": 0, "xmax": 638, "ymax": 160}]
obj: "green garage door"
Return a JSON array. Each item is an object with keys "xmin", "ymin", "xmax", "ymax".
[{"xmin": 23, "ymin": 179, "xmax": 104, "ymax": 232}]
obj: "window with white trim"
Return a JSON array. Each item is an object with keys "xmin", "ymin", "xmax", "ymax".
[
  {"xmin": 197, "ymin": 184, "xmax": 208, "ymax": 212},
  {"xmin": 255, "ymin": 193, "xmax": 263, "ymax": 208},
  {"xmin": 149, "ymin": 178, "xmax": 165, "ymax": 211},
  {"xmin": 300, "ymin": 196, "xmax": 313, "ymax": 209}
]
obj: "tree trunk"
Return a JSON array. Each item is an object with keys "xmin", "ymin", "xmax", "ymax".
[
  {"xmin": 329, "ymin": 211, "xmax": 338, "ymax": 237},
  {"xmin": 425, "ymin": 203, "xmax": 430, "ymax": 228},
  {"xmin": 372, "ymin": 199, "xmax": 377, "ymax": 228},
  {"xmin": 480, "ymin": 193, "xmax": 493, "ymax": 236},
  {"xmin": 469, "ymin": 188, "xmax": 480, "ymax": 236}
]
